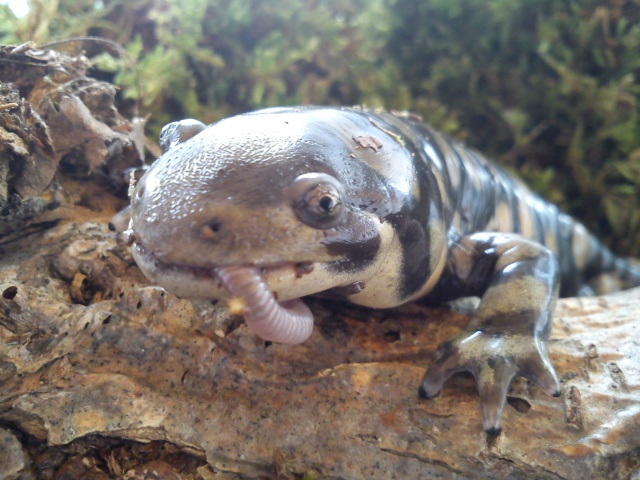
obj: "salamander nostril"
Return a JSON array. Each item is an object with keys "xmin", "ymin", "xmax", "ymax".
[{"xmin": 201, "ymin": 219, "xmax": 223, "ymax": 240}]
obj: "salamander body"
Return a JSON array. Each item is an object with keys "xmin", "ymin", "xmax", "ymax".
[{"xmin": 127, "ymin": 106, "xmax": 640, "ymax": 433}]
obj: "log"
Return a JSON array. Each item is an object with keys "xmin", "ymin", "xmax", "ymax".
[{"xmin": 1, "ymin": 210, "xmax": 640, "ymax": 479}]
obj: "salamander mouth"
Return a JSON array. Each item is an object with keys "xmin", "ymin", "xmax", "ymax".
[
  {"xmin": 130, "ymin": 241, "xmax": 314, "ymax": 287},
  {"xmin": 130, "ymin": 240, "xmax": 316, "ymax": 344}
]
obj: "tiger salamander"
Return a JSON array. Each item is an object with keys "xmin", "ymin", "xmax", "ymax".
[{"xmin": 126, "ymin": 106, "xmax": 640, "ymax": 434}]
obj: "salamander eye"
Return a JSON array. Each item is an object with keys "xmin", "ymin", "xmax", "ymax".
[{"xmin": 289, "ymin": 173, "xmax": 345, "ymax": 229}]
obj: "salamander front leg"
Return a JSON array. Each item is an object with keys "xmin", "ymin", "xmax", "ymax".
[{"xmin": 419, "ymin": 233, "xmax": 561, "ymax": 434}]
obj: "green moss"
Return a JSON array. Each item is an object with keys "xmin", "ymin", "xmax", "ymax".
[
  {"xmin": 388, "ymin": 0, "xmax": 640, "ymax": 255},
  {"xmin": 0, "ymin": 5, "xmax": 18, "ymax": 44}
]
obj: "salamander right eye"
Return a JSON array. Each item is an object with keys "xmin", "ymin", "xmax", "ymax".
[{"xmin": 289, "ymin": 173, "xmax": 345, "ymax": 229}]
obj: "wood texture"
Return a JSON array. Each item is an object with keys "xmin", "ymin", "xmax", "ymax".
[{"xmin": 0, "ymin": 216, "xmax": 639, "ymax": 479}]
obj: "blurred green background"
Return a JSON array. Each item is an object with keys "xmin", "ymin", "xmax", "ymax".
[{"xmin": 2, "ymin": 0, "xmax": 640, "ymax": 256}]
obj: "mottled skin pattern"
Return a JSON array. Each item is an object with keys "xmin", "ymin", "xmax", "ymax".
[{"xmin": 127, "ymin": 106, "xmax": 640, "ymax": 434}]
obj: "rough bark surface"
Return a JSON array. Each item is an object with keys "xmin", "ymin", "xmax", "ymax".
[
  {"xmin": 0, "ymin": 43, "xmax": 142, "ymax": 244},
  {"xmin": 0, "ymin": 44, "xmax": 639, "ymax": 480}
]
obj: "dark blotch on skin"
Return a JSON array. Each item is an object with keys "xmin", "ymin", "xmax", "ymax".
[
  {"xmin": 387, "ymin": 211, "xmax": 432, "ymax": 298},
  {"xmin": 363, "ymin": 117, "xmax": 444, "ymax": 301},
  {"xmin": 324, "ymin": 220, "xmax": 382, "ymax": 275},
  {"xmin": 423, "ymin": 239, "xmax": 499, "ymax": 303},
  {"xmin": 479, "ymin": 310, "xmax": 541, "ymax": 336}
]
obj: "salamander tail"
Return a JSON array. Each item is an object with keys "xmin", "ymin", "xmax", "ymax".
[{"xmin": 580, "ymin": 242, "xmax": 640, "ymax": 296}]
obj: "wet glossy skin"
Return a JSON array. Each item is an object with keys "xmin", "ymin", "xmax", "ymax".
[
  {"xmin": 130, "ymin": 108, "xmax": 446, "ymax": 308},
  {"xmin": 127, "ymin": 106, "xmax": 640, "ymax": 434}
]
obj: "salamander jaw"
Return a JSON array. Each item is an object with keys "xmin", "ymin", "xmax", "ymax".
[
  {"xmin": 129, "ymin": 237, "xmax": 344, "ymax": 303},
  {"xmin": 129, "ymin": 238, "xmax": 344, "ymax": 345}
]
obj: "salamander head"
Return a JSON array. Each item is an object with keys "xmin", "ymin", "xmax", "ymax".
[{"xmin": 128, "ymin": 107, "xmax": 445, "ymax": 342}]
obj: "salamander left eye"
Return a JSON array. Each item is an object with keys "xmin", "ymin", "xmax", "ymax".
[{"xmin": 289, "ymin": 173, "xmax": 345, "ymax": 229}]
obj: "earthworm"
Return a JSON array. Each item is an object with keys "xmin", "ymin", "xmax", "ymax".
[{"xmin": 215, "ymin": 266, "xmax": 314, "ymax": 344}]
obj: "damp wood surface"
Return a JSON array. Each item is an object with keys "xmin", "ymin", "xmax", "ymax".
[
  {"xmin": 1, "ymin": 218, "xmax": 640, "ymax": 479},
  {"xmin": 1, "ymin": 44, "xmax": 640, "ymax": 480}
]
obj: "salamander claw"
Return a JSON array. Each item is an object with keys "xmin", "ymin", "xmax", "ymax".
[
  {"xmin": 477, "ymin": 358, "xmax": 517, "ymax": 433},
  {"xmin": 519, "ymin": 341, "xmax": 561, "ymax": 397},
  {"xmin": 418, "ymin": 339, "xmax": 470, "ymax": 399},
  {"xmin": 419, "ymin": 329, "xmax": 560, "ymax": 433}
]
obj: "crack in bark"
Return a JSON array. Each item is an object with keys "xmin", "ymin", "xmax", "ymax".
[
  {"xmin": 491, "ymin": 454, "xmax": 570, "ymax": 480},
  {"xmin": 378, "ymin": 446, "xmax": 464, "ymax": 475}
]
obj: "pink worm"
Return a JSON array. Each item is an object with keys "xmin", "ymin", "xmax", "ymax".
[{"xmin": 215, "ymin": 266, "xmax": 314, "ymax": 344}]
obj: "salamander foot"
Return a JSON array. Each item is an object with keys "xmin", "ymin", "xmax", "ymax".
[{"xmin": 419, "ymin": 329, "xmax": 560, "ymax": 433}]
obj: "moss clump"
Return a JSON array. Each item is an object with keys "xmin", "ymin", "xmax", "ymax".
[{"xmin": 389, "ymin": 0, "xmax": 640, "ymax": 255}]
